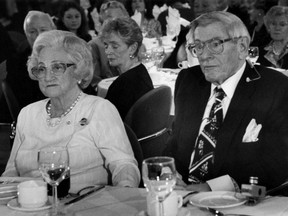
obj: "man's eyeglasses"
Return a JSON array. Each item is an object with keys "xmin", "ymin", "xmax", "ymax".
[
  {"xmin": 186, "ymin": 37, "xmax": 240, "ymax": 58},
  {"xmin": 31, "ymin": 62, "xmax": 75, "ymax": 79}
]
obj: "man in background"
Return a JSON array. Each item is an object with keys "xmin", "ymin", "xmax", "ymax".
[{"xmin": 6, "ymin": 11, "xmax": 56, "ymax": 110}]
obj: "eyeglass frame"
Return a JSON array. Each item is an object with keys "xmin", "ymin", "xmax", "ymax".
[
  {"xmin": 31, "ymin": 62, "xmax": 75, "ymax": 79},
  {"xmin": 186, "ymin": 37, "xmax": 241, "ymax": 58}
]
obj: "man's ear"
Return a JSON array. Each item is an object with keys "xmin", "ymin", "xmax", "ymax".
[{"xmin": 237, "ymin": 36, "xmax": 250, "ymax": 60}]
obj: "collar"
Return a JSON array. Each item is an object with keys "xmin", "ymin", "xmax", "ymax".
[{"xmin": 211, "ymin": 62, "xmax": 246, "ymax": 100}]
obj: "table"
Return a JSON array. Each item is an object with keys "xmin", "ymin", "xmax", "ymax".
[
  {"xmin": 97, "ymin": 68, "xmax": 180, "ymax": 115},
  {"xmin": 1, "ymin": 186, "xmax": 288, "ymax": 216}
]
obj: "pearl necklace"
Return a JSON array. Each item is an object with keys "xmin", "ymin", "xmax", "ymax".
[{"xmin": 46, "ymin": 92, "xmax": 82, "ymax": 127}]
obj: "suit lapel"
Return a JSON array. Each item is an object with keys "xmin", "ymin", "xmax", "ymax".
[{"xmin": 213, "ymin": 63, "xmax": 260, "ymax": 174}]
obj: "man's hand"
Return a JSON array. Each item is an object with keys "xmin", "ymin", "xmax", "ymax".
[{"xmin": 184, "ymin": 182, "xmax": 212, "ymax": 192}]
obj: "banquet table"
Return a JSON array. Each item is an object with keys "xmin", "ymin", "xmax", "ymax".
[
  {"xmin": 1, "ymin": 186, "xmax": 288, "ymax": 216},
  {"xmin": 97, "ymin": 68, "xmax": 180, "ymax": 116}
]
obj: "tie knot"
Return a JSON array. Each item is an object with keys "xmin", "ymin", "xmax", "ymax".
[{"xmin": 214, "ymin": 87, "xmax": 226, "ymax": 101}]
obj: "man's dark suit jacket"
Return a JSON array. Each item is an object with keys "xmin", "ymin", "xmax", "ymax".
[{"xmin": 164, "ymin": 63, "xmax": 288, "ymax": 190}]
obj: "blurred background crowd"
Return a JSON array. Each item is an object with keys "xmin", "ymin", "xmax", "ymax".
[{"xmin": 0, "ymin": 0, "xmax": 287, "ymax": 124}]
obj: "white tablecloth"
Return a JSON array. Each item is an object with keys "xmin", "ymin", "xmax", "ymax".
[
  {"xmin": 97, "ymin": 68, "xmax": 180, "ymax": 115},
  {"xmin": 1, "ymin": 186, "xmax": 288, "ymax": 216}
]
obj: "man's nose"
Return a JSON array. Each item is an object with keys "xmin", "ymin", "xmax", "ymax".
[{"xmin": 199, "ymin": 45, "xmax": 214, "ymax": 61}]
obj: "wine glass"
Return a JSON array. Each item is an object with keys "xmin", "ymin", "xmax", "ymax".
[
  {"xmin": 140, "ymin": 51, "xmax": 155, "ymax": 70},
  {"xmin": 248, "ymin": 46, "xmax": 259, "ymax": 65},
  {"xmin": 152, "ymin": 47, "xmax": 165, "ymax": 71},
  {"xmin": 38, "ymin": 146, "xmax": 69, "ymax": 215},
  {"xmin": 142, "ymin": 156, "xmax": 176, "ymax": 216}
]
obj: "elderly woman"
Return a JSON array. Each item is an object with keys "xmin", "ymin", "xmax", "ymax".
[
  {"xmin": 2, "ymin": 30, "xmax": 140, "ymax": 193},
  {"xmin": 101, "ymin": 17, "xmax": 154, "ymax": 119},
  {"xmin": 257, "ymin": 6, "xmax": 288, "ymax": 69}
]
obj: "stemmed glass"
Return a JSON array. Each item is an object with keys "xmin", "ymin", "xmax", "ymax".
[
  {"xmin": 38, "ymin": 146, "xmax": 69, "ymax": 215},
  {"xmin": 152, "ymin": 47, "xmax": 165, "ymax": 71},
  {"xmin": 140, "ymin": 51, "xmax": 154, "ymax": 70},
  {"xmin": 248, "ymin": 46, "xmax": 259, "ymax": 65},
  {"xmin": 142, "ymin": 156, "xmax": 176, "ymax": 216}
]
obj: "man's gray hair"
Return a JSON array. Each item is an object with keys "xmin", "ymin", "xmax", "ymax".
[
  {"xmin": 23, "ymin": 10, "xmax": 56, "ymax": 32},
  {"xmin": 188, "ymin": 11, "xmax": 251, "ymax": 44}
]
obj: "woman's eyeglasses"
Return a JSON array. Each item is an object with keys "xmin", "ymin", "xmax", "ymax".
[
  {"xmin": 31, "ymin": 62, "xmax": 75, "ymax": 79},
  {"xmin": 186, "ymin": 37, "xmax": 240, "ymax": 58}
]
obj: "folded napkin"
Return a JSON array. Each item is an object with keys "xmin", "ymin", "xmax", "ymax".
[
  {"xmin": 166, "ymin": 7, "xmax": 181, "ymax": 38},
  {"xmin": 152, "ymin": 4, "xmax": 168, "ymax": 20},
  {"xmin": 180, "ymin": 17, "xmax": 190, "ymax": 27},
  {"xmin": 90, "ymin": 8, "xmax": 101, "ymax": 33},
  {"xmin": 131, "ymin": 10, "xmax": 142, "ymax": 27},
  {"xmin": 242, "ymin": 118, "xmax": 262, "ymax": 142}
]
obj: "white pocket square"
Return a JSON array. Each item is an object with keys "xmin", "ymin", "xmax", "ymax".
[{"xmin": 242, "ymin": 118, "xmax": 262, "ymax": 142}]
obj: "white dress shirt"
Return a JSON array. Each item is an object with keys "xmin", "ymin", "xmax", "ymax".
[
  {"xmin": 2, "ymin": 93, "xmax": 140, "ymax": 193},
  {"xmin": 200, "ymin": 62, "xmax": 246, "ymax": 191}
]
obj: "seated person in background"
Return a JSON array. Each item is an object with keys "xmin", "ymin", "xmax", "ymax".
[
  {"xmin": 101, "ymin": 17, "xmax": 154, "ymax": 119},
  {"xmin": 164, "ymin": 11, "xmax": 288, "ymax": 192},
  {"xmin": 257, "ymin": 6, "xmax": 288, "ymax": 70},
  {"xmin": 163, "ymin": 27, "xmax": 189, "ymax": 69},
  {"xmin": 2, "ymin": 30, "xmax": 140, "ymax": 193},
  {"xmin": 88, "ymin": 0, "xmax": 129, "ymax": 90},
  {"xmin": 0, "ymin": 23, "xmax": 16, "ymax": 122},
  {"xmin": 6, "ymin": 10, "xmax": 55, "ymax": 110},
  {"xmin": 56, "ymin": 1, "xmax": 92, "ymax": 42},
  {"xmin": 157, "ymin": 0, "xmax": 195, "ymax": 36},
  {"xmin": 126, "ymin": 0, "xmax": 162, "ymax": 38}
]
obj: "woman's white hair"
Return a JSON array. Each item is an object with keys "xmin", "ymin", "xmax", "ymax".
[{"xmin": 27, "ymin": 30, "xmax": 93, "ymax": 89}]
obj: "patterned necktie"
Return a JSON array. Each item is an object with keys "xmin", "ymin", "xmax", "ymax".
[{"xmin": 189, "ymin": 87, "xmax": 226, "ymax": 183}]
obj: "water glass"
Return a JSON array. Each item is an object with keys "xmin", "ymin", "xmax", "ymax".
[
  {"xmin": 142, "ymin": 156, "xmax": 176, "ymax": 216},
  {"xmin": 152, "ymin": 47, "xmax": 165, "ymax": 71}
]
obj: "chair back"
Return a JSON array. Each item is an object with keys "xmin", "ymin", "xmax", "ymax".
[
  {"xmin": 1, "ymin": 79, "xmax": 20, "ymax": 122},
  {"xmin": 123, "ymin": 123, "xmax": 144, "ymax": 187},
  {"xmin": 124, "ymin": 86, "xmax": 172, "ymax": 158},
  {"xmin": 124, "ymin": 123, "xmax": 143, "ymax": 170}
]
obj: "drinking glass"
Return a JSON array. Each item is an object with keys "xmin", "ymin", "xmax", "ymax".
[
  {"xmin": 248, "ymin": 46, "xmax": 259, "ymax": 65},
  {"xmin": 38, "ymin": 146, "xmax": 69, "ymax": 215},
  {"xmin": 152, "ymin": 47, "xmax": 165, "ymax": 71},
  {"xmin": 142, "ymin": 156, "xmax": 176, "ymax": 216},
  {"xmin": 140, "ymin": 51, "xmax": 155, "ymax": 70}
]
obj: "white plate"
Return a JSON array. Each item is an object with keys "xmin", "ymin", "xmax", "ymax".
[
  {"xmin": 7, "ymin": 198, "xmax": 52, "ymax": 212},
  {"xmin": 189, "ymin": 191, "xmax": 246, "ymax": 209},
  {"xmin": 0, "ymin": 184, "xmax": 18, "ymax": 198}
]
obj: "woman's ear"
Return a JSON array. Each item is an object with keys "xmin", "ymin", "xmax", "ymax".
[
  {"xmin": 129, "ymin": 42, "xmax": 139, "ymax": 58},
  {"xmin": 238, "ymin": 36, "xmax": 250, "ymax": 60}
]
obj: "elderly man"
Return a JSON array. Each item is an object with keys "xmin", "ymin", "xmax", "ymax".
[
  {"xmin": 164, "ymin": 11, "xmax": 288, "ymax": 193},
  {"xmin": 6, "ymin": 11, "xmax": 55, "ymax": 109}
]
